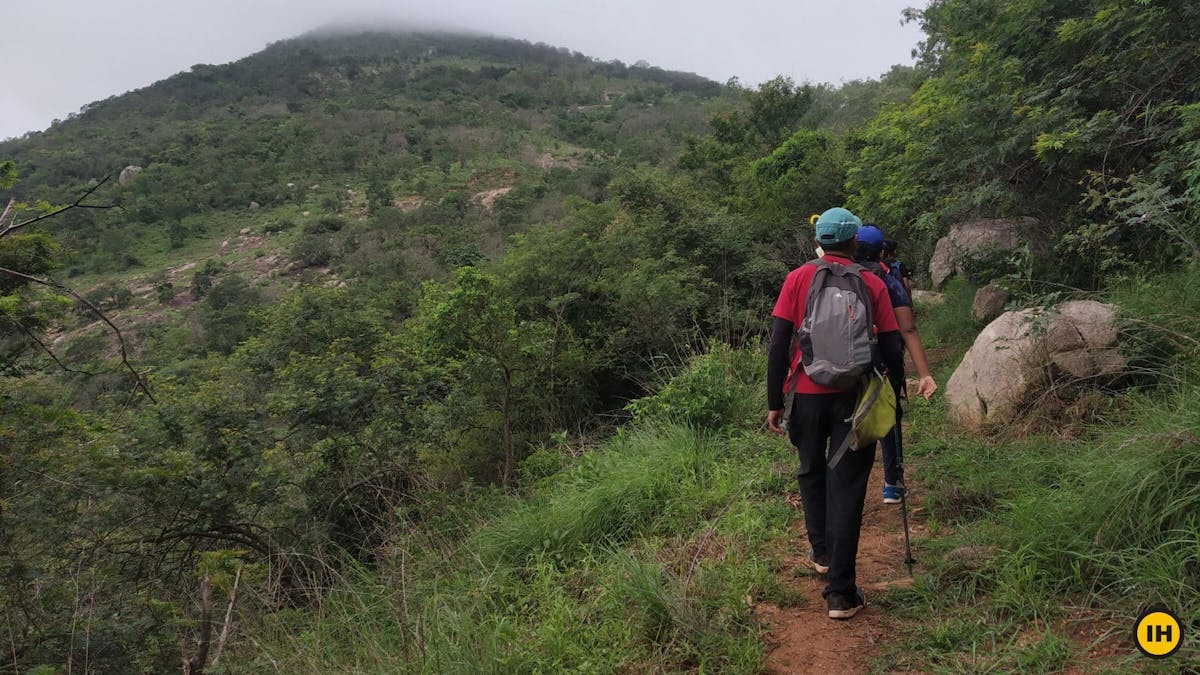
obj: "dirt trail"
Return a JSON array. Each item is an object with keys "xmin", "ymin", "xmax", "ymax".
[{"xmin": 757, "ymin": 455, "xmax": 926, "ymax": 674}]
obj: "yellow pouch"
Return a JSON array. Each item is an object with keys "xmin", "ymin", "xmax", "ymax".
[{"xmin": 850, "ymin": 370, "xmax": 897, "ymax": 450}]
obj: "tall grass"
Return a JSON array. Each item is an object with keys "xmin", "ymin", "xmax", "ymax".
[
  {"xmin": 882, "ymin": 267, "xmax": 1200, "ymax": 671},
  {"xmin": 237, "ymin": 346, "xmax": 798, "ymax": 673},
  {"xmin": 915, "ymin": 278, "xmax": 980, "ymax": 352}
]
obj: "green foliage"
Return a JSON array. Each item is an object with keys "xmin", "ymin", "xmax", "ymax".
[
  {"xmin": 154, "ymin": 280, "xmax": 175, "ymax": 305},
  {"xmin": 0, "ymin": 233, "xmax": 70, "ymax": 369},
  {"xmin": 80, "ymin": 281, "xmax": 133, "ymax": 313},
  {"xmin": 189, "ymin": 259, "xmax": 225, "ymax": 300},
  {"xmin": 290, "ymin": 232, "xmax": 337, "ymax": 268},
  {"xmin": 198, "ymin": 275, "xmax": 264, "ymax": 354},
  {"xmin": 246, "ymin": 421, "xmax": 793, "ymax": 673},
  {"xmin": 849, "ymin": 0, "xmax": 1200, "ymax": 285},
  {"xmin": 0, "ymin": 233, "xmax": 58, "ymax": 291},
  {"xmin": 404, "ymin": 267, "xmax": 593, "ymax": 486},
  {"xmin": 0, "ymin": 160, "xmax": 16, "ymax": 189},
  {"xmin": 8, "ymin": 7, "xmax": 1200, "ymax": 671},
  {"xmin": 877, "ymin": 267, "xmax": 1200, "ymax": 669},
  {"xmin": 626, "ymin": 343, "xmax": 764, "ymax": 431}
]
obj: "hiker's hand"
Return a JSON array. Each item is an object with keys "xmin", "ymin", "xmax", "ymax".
[
  {"xmin": 766, "ymin": 409, "xmax": 785, "ymax": 435},
  {"xmin": 915, "ymin": 375, "xmax": 938, "ymax": 400}
]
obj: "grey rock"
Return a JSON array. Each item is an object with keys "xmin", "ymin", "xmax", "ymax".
[
  {"xmin": 118, "ymin": 165, "xmax": 143, "ymax": 185},
  {"xmin": 929, "ymin": 218, "xmax": 1044, "ymax": 289},
  {"xmin": 910, "ymin": 290, "xmax": 946, "ymax": 307},
  {"xmin": 947, "ymin": 300, "xmax": 1124, "ymax": 426},
  {"xmin": 972, "ymin": 283, "xmax": 1010, "ymax": 324}
]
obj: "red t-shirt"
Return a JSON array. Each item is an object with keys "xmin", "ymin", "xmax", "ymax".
[{"xmin": 772, "ymin": 254, "xmax": 899, "ymax": 394}]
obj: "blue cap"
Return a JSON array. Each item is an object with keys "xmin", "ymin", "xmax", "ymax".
[
  {"xmin": 814, "ymin": 207, "xmax": 861, "ymax": 245},
  {"xmin": 857, "ymin": 224, "xmax": 885, "ymax": 255}
]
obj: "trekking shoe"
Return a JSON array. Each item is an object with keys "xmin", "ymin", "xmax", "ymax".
[
  {"xmin": 883, "ymin": 483, "xmax": 905, "ymax": 504},
  {"xmin": 808, "ymin": 548, "xmax": 829, "ymax": 574},
  {"xmin": 827, "ymin": 587, "xmax": 866, "ymax": 620}
]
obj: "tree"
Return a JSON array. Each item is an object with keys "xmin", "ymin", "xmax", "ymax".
[{"xmin": 412, "ymin": 267, "xmax": 590, "ymax": 486}]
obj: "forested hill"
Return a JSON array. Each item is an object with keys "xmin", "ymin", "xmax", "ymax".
[
  {"xmin": 3, "ymin": 30, "xmax": 720, "ymax": 200},
  {"xmin": 0, "ymin": 30, "xmax": 724, "ymax": 277}
]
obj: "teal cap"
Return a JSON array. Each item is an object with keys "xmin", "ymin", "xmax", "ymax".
[{"xmin": 814, "ymin": 207, "xmax": 861, "ymax": 245}]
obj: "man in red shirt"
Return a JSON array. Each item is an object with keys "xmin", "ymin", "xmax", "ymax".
[{"xmin": 765, "ymin": 207, "xmax": 904, "ymax": 619}]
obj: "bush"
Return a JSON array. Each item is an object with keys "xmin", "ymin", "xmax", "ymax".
[
  {"xmin": 200, "ymin": 276, "xmax": 264, "ymax": 354},
  {"xmin": 155, "ymin": 281, "xmax": 175, "ymax": 305},
  {"xmin": 190, "ymin": 259, "xmax": 226, "ymax": 300},
  {"xmin": 78, "ymin": 282, "xmax": 133, "ymax": 314},
  {"xmin": 290, "ymin": 234, "xmax": 337, "ymax": 268},
  {"xmin": 626, "ymin": 343, "xmax": 764, "ymax": 431},
  {"xmin": 263, "ymin": 219, "xmax": 294, "ymax": 234},
  {"xmin": 303, "ymin": 215, "xmax": 346, "ymax": 234}
]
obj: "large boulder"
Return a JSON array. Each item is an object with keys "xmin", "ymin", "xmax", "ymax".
[
  {"xmin": 972, "ymin": 283, "xmax": 1010, "ymax": 324},
  {"xmin": 929, "ymin": 218, "xmax": 1043, "ymax": 289},
  {"xmin": 118, "ymin": 165, "xmax": 143, "ymax": 185},
  {"xmin": 946, "ymin": 300, "xmax": 1124, "ymax": 426}
]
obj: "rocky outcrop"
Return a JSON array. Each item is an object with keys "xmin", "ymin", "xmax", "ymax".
[
  {"xmin": 929, "ymin": 218, "xmax": 1044, "ymax": 289},
  {"xmin": 946, "ymin": 300, "xmax": 1124, "ymax": 426},
  {"xmin": 972, "ymin": 283, "xmax": 1010, "ymax": 324},
  {"xmin": 118, "ymin": 165, "xmax": 143, "ymax": 185}
]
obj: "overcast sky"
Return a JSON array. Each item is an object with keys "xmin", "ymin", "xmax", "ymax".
[{"xmin": 3, "ymin": 0, "xmax": 926, "ymax": 141}]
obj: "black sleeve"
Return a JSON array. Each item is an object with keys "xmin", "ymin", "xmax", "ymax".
[
  {"xmin": 767, "ymin": 317, "xmax": 793, "ymax": 411},
  {"xmin": 878, "ymin": 330, "xmax": 904, "ymax": 389}
]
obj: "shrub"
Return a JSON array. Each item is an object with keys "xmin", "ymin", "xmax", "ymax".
[
  {"xmin": 155, "ymin": 281, "xmax": 175, "ymax": 305},
  {"xmin": 290, "ymin": 234, "xmax": 336, "ymax": 268},
  {"xmin": 626, "ymin": 343, "xmax": 764, "ymax": 431},
  {"xmin": 303, "ymin": 215, "xmax": 346, "ymax": 234}
]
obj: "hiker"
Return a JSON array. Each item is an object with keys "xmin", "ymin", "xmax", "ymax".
[
  {"xmin": 765, "ymin": 207, "xmax": 905, "ymax": 620},
  {"xmin": 855, "ymin": 224, "xmax": 938, "ymax": 504},
  {"xmin": 882, "ymin": 238, "xmax": 913, "ymax": 297}
]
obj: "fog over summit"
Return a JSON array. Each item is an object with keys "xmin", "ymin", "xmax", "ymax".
[{"xmin": 4, "ymin": 0, "xmax": 923, "ymax": 139}]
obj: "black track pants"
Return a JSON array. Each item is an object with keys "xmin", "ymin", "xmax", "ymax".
[{"xmin": 787, "ymin": 391, "xmax": 875, "ymax": 599}]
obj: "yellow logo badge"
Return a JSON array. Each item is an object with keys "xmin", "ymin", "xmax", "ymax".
[{"xmin": 1134, "ymin": 607, "xmax": 1182, "ymax": 658}]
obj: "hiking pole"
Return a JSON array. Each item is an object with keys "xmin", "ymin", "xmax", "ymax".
[{"xmin": 893, "ymin": 401, "xmax": 917, "ymax": 575}]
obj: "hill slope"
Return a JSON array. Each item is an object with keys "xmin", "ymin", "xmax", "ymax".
[{"xmin": 1, "ymin": 30, "xmax": 722, "ymax": 279}]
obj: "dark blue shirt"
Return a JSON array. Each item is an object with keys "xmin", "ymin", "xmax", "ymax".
[{"xmin": 863, "ymin": 261, "xmax": 911, "ymax": 309}]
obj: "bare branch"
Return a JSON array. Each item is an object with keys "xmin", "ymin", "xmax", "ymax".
[
  {"xmin": 183, "ymin": 575, "xmax": 213, "ymax": 675},
  {"xmin": 0, "ymin": 198, "xmax": 14, "ymax": 230},
  {"xmin": 1, "ymin": 310, "xmax": 99, "ymax": 376},
  {"xmin": 0, "ymin": 174, "xmax": 117, "ymax": 239},
  {"xmin": 0, "ymin": 265, "xmax": 155, "ymax": 403},
  {"xmin": 209, "ymin": 567, "xmax": 241, "ymax": 668}
]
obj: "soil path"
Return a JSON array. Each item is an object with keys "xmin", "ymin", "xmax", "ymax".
[{"xmin": 757, "ymin": 452, "xmax": 926, "ymax": 674}]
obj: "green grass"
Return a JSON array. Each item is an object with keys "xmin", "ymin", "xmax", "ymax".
[
  {"xmin": 238, "ymin": 359, "xmax": 799, "ymax": 674},
  {"xmin": 237, "ymin": 267, "xmax": 1200, "ymax": 673},
  {"xmin": 916, "ymin": 277, "xmax": 980, "ymax": 352},
  {"xmin": 876, "ymin": 267, "xmax": 1200, "ymax": 672}
]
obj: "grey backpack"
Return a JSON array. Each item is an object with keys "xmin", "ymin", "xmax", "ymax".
[{"xmin": 795, "ymin": 259, "xmax": 876, "ymax": 390}]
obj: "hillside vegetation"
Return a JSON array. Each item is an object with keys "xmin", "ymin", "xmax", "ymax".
[{"xmin": 2, "ymin": 0, "xmax": 1200, "ymax": 671}]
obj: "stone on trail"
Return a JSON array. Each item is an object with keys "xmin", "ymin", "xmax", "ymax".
[
  {"xmin": 910, "ymin": 290, "xmax": 945, "ymax": 307},
  {"xmin": 946, "ymin": 300, "xmax": 1124, "ymax": 426}
]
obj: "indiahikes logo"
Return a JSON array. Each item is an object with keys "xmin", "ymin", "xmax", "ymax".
[{"xmin": 1133, "ymin": 606, "xmax": 1183, "ymax": 659}]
